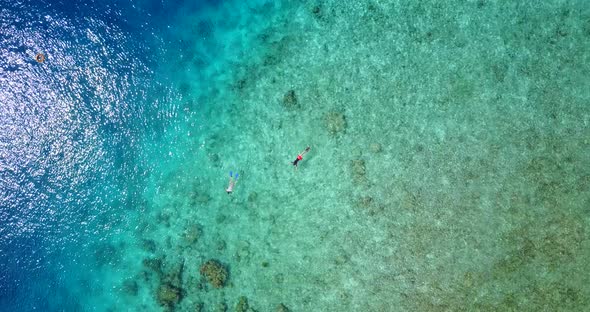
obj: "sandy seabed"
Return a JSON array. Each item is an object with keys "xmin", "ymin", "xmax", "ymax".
[{"xmin": 83, "ymin": 1, "xmax": 590, "ymax": 311}]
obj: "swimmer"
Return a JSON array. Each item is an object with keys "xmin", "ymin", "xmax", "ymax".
[
  {"xmin": 226, "ymin": 171, "xmax": 239, "ymax": 194},
  {"xmin": 292, "ymin": 146, "xmax": 311, "ymax": 170}
]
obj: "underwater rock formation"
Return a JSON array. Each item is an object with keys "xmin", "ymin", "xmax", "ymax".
[
  {"xmin": 200, "ymin": 259, "xmax": 228, "ymax": 288},
  {"xmin": 324, "ymin": 111, "xmax": 347, "ymax": 135}
]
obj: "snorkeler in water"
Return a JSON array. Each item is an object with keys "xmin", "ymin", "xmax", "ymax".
[
  {"xmin": 226, "ymin": 171, "xmax": 239, "ymax": 194},
  {"xmin": 292, "ymin": 146, "xmax": 311, "ymax": 170}
]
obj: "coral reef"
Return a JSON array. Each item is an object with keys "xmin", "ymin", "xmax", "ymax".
[
  {"xmin": 156, "ymin": 282, "xmax": 182, "ymax": 309},
  {"xmin": 369, "ymin": 143, "xmax": 382, "ymax": 153},
  {"xmin": 274, "ymin": 273, "xmax": 285, "ymax": 284},
  {"xmin": 234, "ymin": 241, "xmax": 252, "ymax": 263},
  {"xmin": 495, "ymin": 211, "xmax": 585, "ymax": 273},
  {"xmin": 324, "ymin": 111, "xmax": 347, "ymax": 135},
  {"xmin": 140, "ymin": 239, "xmax": 157, "ymax": 253},
  {"xmin": 247, "ymin": 191, "xmax": 258, "ymax": 203},
  {"xmin": 143, "ymin": 258, "xmax": 163, "ymax": 276},
  {"xmin": 121, "ymin": 279, "xmax": 138, "ymax": 296},
  {"xmin": 333, "ymin": 251, "xmax": 351, "ymax": 265},
  {"xmin": 182, "ymin": 224, "xmax": 202, "ymax": 246},
  {"xmin": 143, "ymin": 257, "xmax": 186, "ymax": 309},
  {"xmin": 156, "ymin": 211, "xmax": 172, "ymax": 227},
  {"xmin": 215, "ymin": 302, "xmax": 227, "ymax": 312},
  {"xmin": 200, "ymin": 259, "xmax": 228, "ymax": 288},
  {"xmin": 190, "ymin": 191, "xmax": 211, "ymax": 205},
  {"xmin": 276, "ymin": 303, "xmax": 289, "ymax": 312},
  {"xmin": 233, "ymin": 78, "xmax": 247, "ymax": 91},
  {"xmin": 354, "ymin": 195, "xmax": 384, "ymax": 216},
  {"xmin": 216, "ymin": 240, "xmax": 227, "ymax": 251},
  {"xmin": 350, "ymin": 159, "xmax": 367, "ymax": 183},
  {"xmin": 163, "ymin": 259, "xmax": 185, "ymax": 289},
  {"xmin": 235, "ymin": 296, "xmax": 249, "ymax": 312},
  {"xmin": 282, "ymin": 90, "xmax": 299, "ymax": 110},
  {"xmin": 357, "ymin": 195, "xmax": 373, "ymax": 208},
  {"xmin": 311, "ymin": 5, "xmax": 322, "ymax": 19}
]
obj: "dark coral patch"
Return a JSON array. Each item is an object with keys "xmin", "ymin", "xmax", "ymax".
[{"xmin": 200, "ymin": 259, "xmax": 228, "ymax": 288}]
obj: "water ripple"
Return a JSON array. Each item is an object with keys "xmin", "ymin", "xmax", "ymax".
[{"xmin": 0, "ymin": 1, "xmax": 165, "ymax": 309}]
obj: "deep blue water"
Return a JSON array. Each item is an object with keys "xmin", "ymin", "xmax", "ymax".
[{"xmin": 0, "ymin": 0, "xmax": 206, "ymax": 310}]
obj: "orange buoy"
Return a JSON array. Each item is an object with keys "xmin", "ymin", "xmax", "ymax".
[{"xmin": 35, "ymin": 53, "xmax": 45, "ymax": 63}]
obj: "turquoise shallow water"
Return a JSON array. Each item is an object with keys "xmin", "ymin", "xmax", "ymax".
[{"xmin": 1, "ymin": 0, "xmax": 590, "ymax": 311}]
